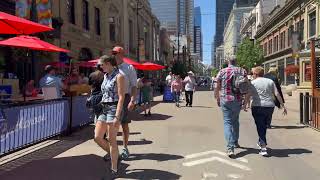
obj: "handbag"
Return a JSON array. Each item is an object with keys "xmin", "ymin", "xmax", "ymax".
[{"xmin": 86, "ymin": 91, "xmax": 103, "ymax": 114}]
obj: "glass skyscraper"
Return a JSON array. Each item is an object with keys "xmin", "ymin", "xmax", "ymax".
[{"xmin": 149, "ymin": 0, "xmax": 178, "ymax": 35}]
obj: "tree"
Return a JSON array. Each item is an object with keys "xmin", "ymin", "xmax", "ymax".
[
  {"xmin": 236, "ymin": 38, "xmax": 264, "ymax": 70},
  {"xmin": 211, "ymin": 68, "xmax": 219, "ymax": 77}
]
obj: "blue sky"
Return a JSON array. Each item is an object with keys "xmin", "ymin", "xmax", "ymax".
[{"xmin": 194, "ymin": 0, "xmax": 215, "ymax": 65}]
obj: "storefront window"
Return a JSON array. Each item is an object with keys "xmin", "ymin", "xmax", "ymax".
[
  {"xmin": 286, "ymin": 58, "xmax": 295, "ymax": 85},
  {"xmin": 278, "ymin": 60, "xmax": 285, "ymax": 85},
  {"xmin": 304, "ymin": 61, "xmax": 311, "ymax": 82}
]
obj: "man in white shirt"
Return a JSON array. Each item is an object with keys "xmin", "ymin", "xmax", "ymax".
[
  {"xmin": 165, "ymin": 72, "xmax": 173, "ymax": 86},
  {"xmin": 184, "ymin": 71, "xmax": 196, "ymax": 107},
  {"xmin": 112, "ymin": 46, "xmax": 137, "ymax": 160}
]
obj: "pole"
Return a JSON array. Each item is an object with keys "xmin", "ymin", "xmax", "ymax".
[
  {"xmin": 300, "ymin": 92, "xmax": 304, "ymax": 124},
  {"xmin": 311, "ymin": 39, "xmax": 316, "ymax": 96},
  {"xmin": 177, "ymin": 32, "xmax": 180, "ymax": 62},
  {"xmin": 136, "ymin": 0, "xmax": 140, "ymax": 62}
]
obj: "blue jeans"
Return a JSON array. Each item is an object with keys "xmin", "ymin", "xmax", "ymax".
[
  {"xmin": 251, "ymin": 106, "xmax": 274, "ymax": 146},
  {"xmin": 221, "ymin": 100, "xmax": 241, "ymax": 150},
  {"xmin": 174, "ymin": 92, "xmax": 180, "ymax": 103}
]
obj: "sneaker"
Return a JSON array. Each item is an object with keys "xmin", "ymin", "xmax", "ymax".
[
  {"xmin": 186, "ymin": 103, "xmax": 189, "ymax": 107},
  {"xmin": 234, "ymin": 143, "xmax": 241, "ymax": 148},
  {"xmin": 120, "ymin": 148, "xmax": 130, "ymax": 159},
  {"xmin": 103, "ymin": 154, "xmax": 111, "ymax": 162},
  {"xmin": 189, "ymin": 104, "xmax": 192, "ymax": 107},
  {"xmin": 227, "ymin": 149, "xmax": 235, "ymax": 158},
  {"xmin": 259, "ymin": 148, "xmax": 268, "ymax": 157},
  {"xmin": 257, "ymin": 143, "xmax": 262, "ymax": 150}
]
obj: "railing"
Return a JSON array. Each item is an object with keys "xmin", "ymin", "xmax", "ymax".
[
  {"xmin": 300, "ymin": 93, "xmax": 320, "ymax": 130},
  {"xmin": 0, "ymin": 96, "xmax": 93, "ymax": 156}
]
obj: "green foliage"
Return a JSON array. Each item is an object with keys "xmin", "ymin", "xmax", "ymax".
[
  {"xmin": 172, "ymin": 61, "xmax": 187, "ymax": 76},
  {"xmin": 236, "ymin": 38, "xmax": 264, "ymax": 70},
  {"xmin": 211, "ymin": 68, "xmax": 219, "ymax": 77}
]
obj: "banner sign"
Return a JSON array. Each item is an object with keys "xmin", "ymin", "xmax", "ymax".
[
  {"xmin": 36, "ymin": 0, "xmax": 53, "ymax": 27},
  {"xmin": 0, "ymin": 100, "xmax": 69, "ymax": 155},
  {"xmin": 16, "ymin": 0, "xmax": 32, "ymax": 19}
]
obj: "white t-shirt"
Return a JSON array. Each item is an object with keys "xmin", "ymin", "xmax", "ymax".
[
  {"xmin": 119, "ymin": 63, "xmax": 137, "ymax": 94},
  {"xmin": 166, "ymin": 75, "xmax": 172, "ymax": 85},
  {"xmin": 250, "ymin": 77, "xmax": 278, "ymax": 107},
  {"xmin": 184, "ymin": 76, "xmax": 196, "ymax": 91}
]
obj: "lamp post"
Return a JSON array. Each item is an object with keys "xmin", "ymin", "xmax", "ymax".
[{"xmin": 131, "ymin": 0, "xmax": 142, "ymax": 62}]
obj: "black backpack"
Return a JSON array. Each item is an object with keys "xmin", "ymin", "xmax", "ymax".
[{"xmin": 86, "ymin": 91, "xmax": 103, "ymax": 115}]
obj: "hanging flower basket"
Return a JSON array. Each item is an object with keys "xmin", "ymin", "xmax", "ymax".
[{"xmin": 285, "ymin": 65, "xmax": 299, "ymax": 75}]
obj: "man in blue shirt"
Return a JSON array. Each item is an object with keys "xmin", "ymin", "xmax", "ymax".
[{"xmin": 39, "ymin": 65, "xmax": 64, "ymax": 98}]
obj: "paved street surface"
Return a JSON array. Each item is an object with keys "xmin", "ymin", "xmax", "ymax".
[{"xmin": 1, "ymin": 91, "xmax": 320, "ymax": 180}]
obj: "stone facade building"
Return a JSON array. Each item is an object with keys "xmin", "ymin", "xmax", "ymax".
[{"xmin": 255, "ymin": 0, "xmax": 314, "ymax": 87}]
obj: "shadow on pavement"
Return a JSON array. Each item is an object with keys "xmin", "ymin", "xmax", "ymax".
[
  {"xmin": 270, "ymin": 125, "xmax": 307, "ymax": 129},
  {"xmin": 132, "ymin": 113, "xmax": 172, "ymax": 121},
  {"xmin": 117, "ymin": 138, "xmax": 153, "ymax": 146},
  {"xmin": 125, "ymin": 153, "xmax": 184, "ymax": 162},
  {"xmin": 121, "ymin": 168, "xmax": 181, "ymax": 180},
  {"xmin": 0, "ymin": 126, "xmax": 95, "ymax": 176},
  {"xmin": 235, "ymin": 147, "xmax": 312, "ymax": 158},
  {"xmin": 182, "ymin": 106, "xmax": 213, "ymax": 108},
  {"xmin": 117, "ymin": 132, "xmax": 141, "ymax": 136}
]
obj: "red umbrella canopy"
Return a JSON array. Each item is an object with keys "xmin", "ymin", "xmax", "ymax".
[
  {"xmin": 46, "ymin": 62, "xmax": 70, "ymax": 68},
  {"xmin": 0, "ymin": 35, "xmax": 69, "ymax": 52},
  {"xmin": 88, "ymin": 57, "xmax": 142, "ymax": 67},
  {"xmin": 0, "ymin": 11, "xmax": 53, "ymax": 34},
  {"xmin": 136, "ymin": 62, "xmax": 166, "ymax": 71}
]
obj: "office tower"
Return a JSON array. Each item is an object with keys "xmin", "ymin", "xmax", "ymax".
[{"xmin": 194, "ymin": 6, "xmax": 202, "ymax": 61}]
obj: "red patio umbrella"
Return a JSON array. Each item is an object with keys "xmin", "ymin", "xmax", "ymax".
[
  {"xmin": 136, "ymin": 62, "xmax": 166, "ymax": 71},
  {"xmin": 0, "ymin": 35, "xmax": 69, "ymax": 52},
  {"xmin": 88, "ymin": 57, "xmax": 142, "ymax": 68},
  {"xmin": 0, "ymin": 11, "xmax": 53, "ymax": 34},
  {"xmin": 46, "ymin": 62, "xmax": 70, "ymax": 68}
]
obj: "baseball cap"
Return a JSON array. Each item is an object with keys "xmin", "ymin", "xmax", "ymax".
[{"xmin": 112, "ymin": 46, "xmax": 124, "ymax": 54}]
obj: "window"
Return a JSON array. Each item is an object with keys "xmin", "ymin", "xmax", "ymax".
[
  {"xmin": 82, "ymin": 0, "xmax": 89, "ymax": 30},
  {"xmin": 309, "ymin": 11, "xmax": 316, "ymax": 37},
  {"xmin": 263, "ymin": 43, "xmax": 267, "ymax": 56},
  {"xmin": 95, "ymin": 7, "xmax": 100, "ymax": 35},
  {"xmin": 303, "ymin": 61, "xmax": 311, "ymax": 82},
  {"xmin": 109, "ymin": 17, "xmax": 116, "ymax": 42},
  {"xmin": 274, "ymin": 35, "xmax": 279, "ymax": 52},
  {"xmin": 288, "ymin": 25, "xmax": 294, "ymax": 47},
  {"xmin": 297, "ymin": 20, "xmax": 304, "ymax": 41},
  {"xmin": 67, "ymin": 0, "xmax": 75, "ymax": 24},
  {"xmin": 280, "ymin": 31, "xmax": 286, "ymax": 49},
  {"xmin": 268, "ymin": 39, "xmax": 273, "ymax": 55}
]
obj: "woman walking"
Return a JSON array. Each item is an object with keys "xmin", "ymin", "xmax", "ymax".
[
  {"xmin": 171, "ymin": 75, "xmax": 183, "ymax": 107},
  {"xmin": 95, "ymin": 55, "xmax": 125, "ymax": 178},
  {"xmin": 245, "ymin": 67, "xmax": 287, "ymax": 157}
]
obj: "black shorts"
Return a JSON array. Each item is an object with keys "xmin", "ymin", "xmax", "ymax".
[{"xmin": 121, "ymin": 94, "xmax": 131, "ymax": 124}]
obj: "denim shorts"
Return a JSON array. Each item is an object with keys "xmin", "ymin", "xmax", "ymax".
[{"xmin": 97, "ymin": 104, "xmax": 117, "ymax": 123}]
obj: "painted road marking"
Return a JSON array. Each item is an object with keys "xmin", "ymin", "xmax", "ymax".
[
  {"xmin": 227, "ymin": 174, "xmax": 244, "ymax": 179},
  {"xmin": 202, "ymin": 172, "xmax": 218, "ymax": 178},
  {"xmin": 185, "ymin": 150, "xmax": 249, "ymax": 163},
  {"xmin": 183, "ymin": 156, "xmax": 251, "ymax": 171}
]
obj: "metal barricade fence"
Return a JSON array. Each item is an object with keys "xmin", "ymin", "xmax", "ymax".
[
  {"xmin": 300, "ymin": 93, "xmax": 320, "ymax": 130},
  {"xmin": 0, "ymin": 95, "xmax": 93, "ymax": 156}
]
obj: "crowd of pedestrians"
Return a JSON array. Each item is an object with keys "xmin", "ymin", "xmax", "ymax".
[{"xmin": 214, "ymin": 57, "xmax": 287, "ymax": 158}]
